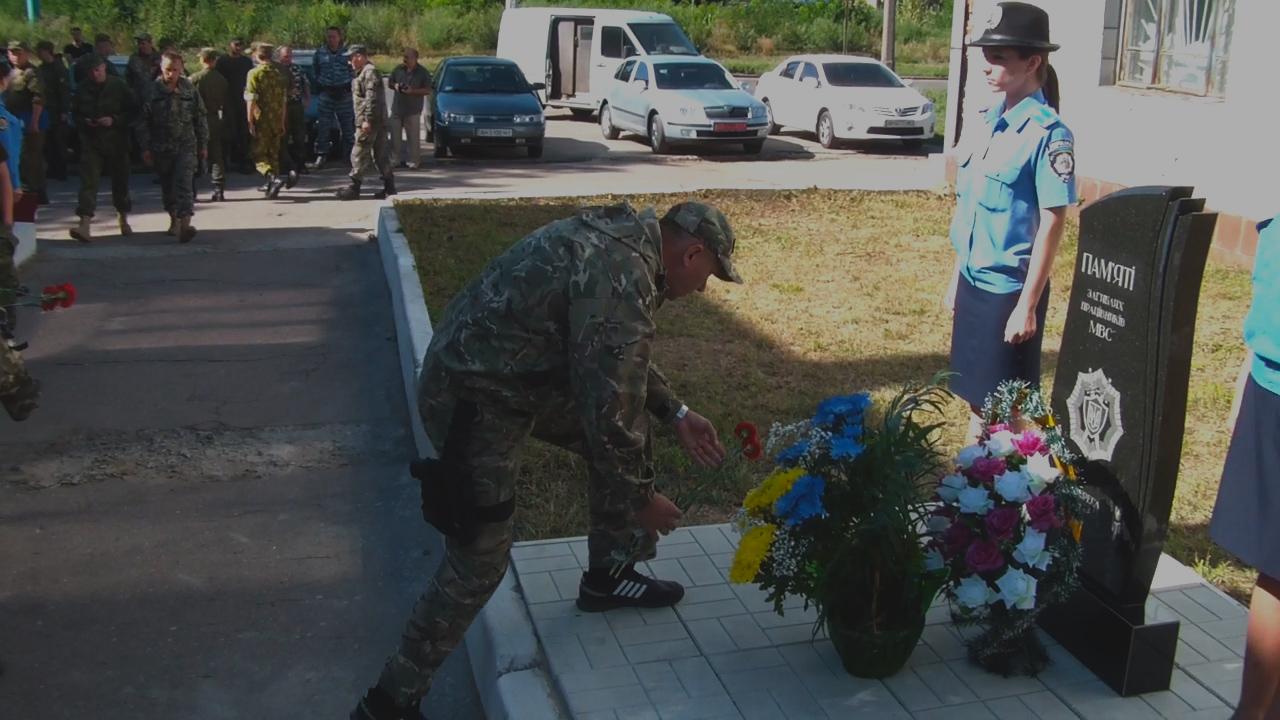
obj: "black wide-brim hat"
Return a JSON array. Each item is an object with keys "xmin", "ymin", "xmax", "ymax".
[{"xmin": 971, "ymin": 1, "xmax": 1060, "ymax": 51}]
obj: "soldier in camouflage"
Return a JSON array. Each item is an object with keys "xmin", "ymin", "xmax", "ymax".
[
  {"xmin": 310, "ymin": 26, "xmax": 355, "ymax": 170},
  {"xmin": 139, "ymin": 52, "xmax": 208, "ymax": 244},
  {"xmin": 0, "ymin": 136, "xmax": 38, "ymax": 421},
  {"xmin": 336, "ymin": 45, "xmax": 395, "ymax": 201},
  {"xmin": 126, "ymin": 33, "xmax": 160, "ymax": 105},
  {"xmin": 34, "ymin": 41, "xmax": 70, "ymax": 182},
  {"xmin": 4, "ymin": 42, "xmax": 45, "ymax": 202},
  {"xmin": 277, "ymin": 46, "xmax": 310, "ymax": 186},
  {"xmin": 351, "ymin": 201, "xmax": 739, "ymax": 720},
  {"xmin": 70, "ymin": 56, "xmax": 135, "ymax": 243},
  {"xmin": 190, "ymin": 48, "xmax": 228, "ymax": 202},
  {"xmin": 244, "ymin": 43, "xmax": 288, "ymax": 199}
]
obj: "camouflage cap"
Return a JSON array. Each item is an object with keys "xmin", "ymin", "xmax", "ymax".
[
  {"xmin": 663, "ymin": 202, "xmax": 742, "ymax": 284},
  {"xmin": 348, "ymin": 43, "xmax": 368, "ymax": 56},
  {"xmin": 135, "ymin": 32, "xmax": 153, "ymax": 42},
  {"xmin": 6, "ymin": 40, "xmax": 29, "ymax": 52}
]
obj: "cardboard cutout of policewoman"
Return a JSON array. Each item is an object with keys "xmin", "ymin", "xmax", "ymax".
[{"xmin": 944, "ymin": 1, "xmax": 1076, "ymax": 434}]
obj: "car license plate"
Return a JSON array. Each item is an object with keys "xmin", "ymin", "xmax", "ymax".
[
  {"xmin": 477, "ymin": 128, "xmax": 514, "ymax": 137},
  {"xmin": 714, "ymin": 122, "xmax": 748, "ymax": 132},
  {"xmin": 885, "ymin": 119, "xmax": 915, "ymax": 128}
]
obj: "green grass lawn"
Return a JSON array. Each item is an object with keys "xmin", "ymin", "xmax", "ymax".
[{"xmin": 396, "ymin": 190, "xmax": 1257, "ymax": 602}]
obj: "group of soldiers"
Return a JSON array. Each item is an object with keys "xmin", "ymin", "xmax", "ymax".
[{"xmin": 0, "ymin": 24, "xmax": 424, "ymax": 247}]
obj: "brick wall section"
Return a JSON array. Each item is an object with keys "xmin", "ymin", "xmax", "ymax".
[{"xmin": 944, "ymin": 155, "xmax": 1259, "ymax": 270}]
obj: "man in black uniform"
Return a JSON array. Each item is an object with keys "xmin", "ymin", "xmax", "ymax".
[{"xmin": 215, "ymin": 38, "xmax": 254, "ymax": 173}]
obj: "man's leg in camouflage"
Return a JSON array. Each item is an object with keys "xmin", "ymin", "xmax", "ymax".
[
  {"xmin": 206, "ymin": 119, "xmax": 225, "ymax": 193},
  {"xmin": 19, "ymin": 130, "xmax": 45, "ymax": 194},
  {"xmin": 337, "ymin": 97, "xmax": 356, "ymax": 161},
  {"xmin": 314, "ymin": 94, "xmax": 337, "ymax": 157},
  {"xmin": 173, "ymin": 153, "xmax": 196, "ymax": 218},
  {"xmin": 155, "ymin": 153, "xmax": 177, "ymax": 217},
  {"xmin": 107, "ymin": 149, "xmax": 133, "ymax": 215},
  {"xmin": 372, "ymin": 125, "xmax": 393, "ymax": 179},
  {"xmin": 75, "ymin": 140, "xmax": 103, "ymax": 219},
  {"xmin": 0, "ymin": 340, "xmax": 39, "ymax": 421}
]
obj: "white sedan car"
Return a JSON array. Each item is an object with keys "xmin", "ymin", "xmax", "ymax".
[
  {"xmin": 754, "ymin": 54, "xmax": 935, "ymax": 149},
  {"xmin": 599, "ymin": 55, "xmax": 770, "ymax": 154}
]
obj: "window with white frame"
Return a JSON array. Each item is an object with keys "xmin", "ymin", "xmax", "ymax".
[{"xmin": 1119, "ymin": 0, "xmax": 1234, "ymax": 97}]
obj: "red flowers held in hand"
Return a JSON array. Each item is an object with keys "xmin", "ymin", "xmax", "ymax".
[
  {"xmin": 734, "ymin": 422, "xmax": 763, "ymax": 461},
  {"xmin": 40, "ymin": 283, "xmax": 76, "ymax": 311}
]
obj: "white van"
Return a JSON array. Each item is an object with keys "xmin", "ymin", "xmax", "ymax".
[{"xmin": 497, "ymin": 7, "xmax": 699, "ymax": 118}]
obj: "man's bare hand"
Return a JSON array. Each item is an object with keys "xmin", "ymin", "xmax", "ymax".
[
  {"xmin": 675, "ymin": 410, "xmax": 727, "ymax": 468},
  {"xmin": 637, "ymin": 492, "xmax": 683, "ymax": 537}
]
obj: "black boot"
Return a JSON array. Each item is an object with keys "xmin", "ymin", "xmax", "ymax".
[
  {"xmin": 577, "ymin": 564, "xmax": 685, "ymax": 612},
  {"xmin": 210, "ymin": 188, "xmax": 225, "ymax": 202},
  {"xmin": 350, "ymin": 686, "xmax": 426, "ymax": 720},
  {"xmin": 266, "ymin": 175, "xmax": 285, "ymax": 199},
  {"xmin": 285, "ymin": 170, "xmax": 299, "ymax": 189},
  {"xmin": 373, "ymin": 175, "xmax": 397, "ymax": 200},
  {"xmin": 336, "ymin": 179, "xmax": 361, "ymax": 201}
]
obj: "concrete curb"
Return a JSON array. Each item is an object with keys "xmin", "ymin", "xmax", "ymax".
[
  {"xmin": 14, "ymin": 221, "xmax": 37, "ymax": 267},
  {"xmin": 374, "ymin": 204, "xmax": 567, "ymax": 720}
]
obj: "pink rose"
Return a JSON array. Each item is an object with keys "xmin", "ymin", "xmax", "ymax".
[
  {"xmin": 965, "ymin": 539, "xmax": 1006, "ymax": 574},
  {"xmin": 984, "ymin": 506, "xmax": 1021, "ymax": 543},
  {"xmin": 943, "ymin": 521, "xmax": 973, "ymax": 558},
  {"xmin": 987, "ymin": 423, "xmax": 1011, "ymax": 435},
  {"xmin": 1013, "ymin": 431, "xmax": 1048, "ymax": 457},
  {"xmin": 968, "ymin": 456, "xmax": 1008, "ymax": 483},
  {"xmin": 1026, "ymin": 494, "xmax": 1062, "ymax": 532}
]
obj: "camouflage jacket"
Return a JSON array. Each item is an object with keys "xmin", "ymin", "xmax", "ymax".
[
  {"xmin": 36, "ymin": 58, "xmax": 70, "ymax": 115},
  {"xmin": 126, "ymin": 52, "xmax": 159, "ymax": 102},
  {"xmin": 352, "ymin": 64, "xmax": 387, "ymax": 126},
  {"xmin": 74, "ymin": 75, "xmax": 132, "ymax": 146},
  {"xmin": 285, "ymin": 63, "xmax": 309, "ymax": 103},
  {"xmin": 2, "ymin": 64, "xmax": 43, "ymax": 117},
  {"xmin": 138, "ymin": 77, "xmax": 208, "ymax": 156},
  {"xmin": 426, "ymin": 203, "xmax": 684, "ymax": 494}
]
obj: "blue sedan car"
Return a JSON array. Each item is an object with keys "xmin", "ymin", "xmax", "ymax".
[{"xmin": 427, "ymin": 57, "xmax": 546, "ymax": 159}]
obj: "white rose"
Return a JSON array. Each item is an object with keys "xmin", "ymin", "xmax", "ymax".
[
  {"xmin": 924, "ymin": 548, "xmax": 945, "ymax": 572},
  {"xmin": 995, "ymin": 567, "xmax": 1038, "ymax": 610},
  {"xmin": 956, "ymin": 444, "xmax": 986, "ymax": 469},
  {"xmin": 994, "ymin": 470, "xmax": 1032, "ymax": 504},
  {"xmin": 937, "ymin": 473, "xmax": 968, "ymax": 503},
  {"xmin": 987, "ymin": 430, "xmax": 1018, "ymax": 457},
  {"xmin": 926, "ymin": 513, "xmax": 952, "ymax": 534},
  {"xmin": 955, "ymin": 574, "xmax": 997, "ymax": 609},
  {"xmin": 1013, "ymin": 529, "xmax": 1053, "ymax": 571},
  {"xmin": 1024, "ymin": 453, "xmax": 1061, "ymax": 496},
  {"xmin": 957, "ymin": 486, "xmax": 994, "ymax": 516}
]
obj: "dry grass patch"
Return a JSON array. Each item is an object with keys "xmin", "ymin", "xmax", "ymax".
[{"xmin": 396, "ymin": 189, "xmax": 1257, "ymax": 601}]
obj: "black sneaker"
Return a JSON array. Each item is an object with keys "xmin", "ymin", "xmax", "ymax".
[
  {"xmin": 576, "ymin": 565, "xmax": 685, "ymax": 612},
  {"xmin": 350, "ymin": 687, "xmax": 426, "ymax": 720}
]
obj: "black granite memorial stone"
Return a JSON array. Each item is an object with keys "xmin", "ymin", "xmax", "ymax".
[{"xmin": 1038, "ymin": 186, "xmax": 1217, "ymax": 696}]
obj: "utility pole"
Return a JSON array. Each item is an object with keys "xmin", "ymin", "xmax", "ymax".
[
  {"xmin": 26, "ymin": 0, "xmax": 40, "ymax": 23},
  {"xmin": 880, "ymin": 0, "xmax": 896, "ymax": 70}
]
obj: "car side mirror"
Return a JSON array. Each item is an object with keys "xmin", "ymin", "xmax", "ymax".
[
  {"xmin": 802, "ymin": 76, "xmax": 820, "ymax": 89},
  {"xmin": 630, "ymin": 78, "xmax": 648, "ymax": 91},
  {"xmin": 530, "ymin": 82, "xmax": 546, "ymax": 91},
  {"xmin": 739, "ymin": 81, "xmax": 752, "ymax": 92}
]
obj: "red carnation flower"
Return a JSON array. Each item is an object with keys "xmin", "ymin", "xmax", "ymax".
[{"xmin": 57, "ymin": 283, "xmax": 77, "ymax": 309}]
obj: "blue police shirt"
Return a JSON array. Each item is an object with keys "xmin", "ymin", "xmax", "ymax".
[
  {"xmin": 314, "ymin": 45, "xmax": 352, "ymax": 88},
  {"xmin": 0, "ymin": 101, "xmax": 23, "ymax": 189},
  {"xmin": 1245, "ymin": 216, "xmax": 1280, "ymax": 396},
  {"xmin": 950, "ymin": 89, "xmax": 1078, "ymax": 295}
]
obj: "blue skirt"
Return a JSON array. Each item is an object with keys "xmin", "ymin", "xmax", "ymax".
[
  {"xmin": 1210, "ymin": 375, "xmax": 1280, "ymax": 579},
  {"xmin": 949, "ymin": 278, "xmax": 1049, "ymax": 408}
]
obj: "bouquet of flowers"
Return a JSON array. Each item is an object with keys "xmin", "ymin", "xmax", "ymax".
[
  {"xmin": 729, "ymin": 379, "xmax": 952, "ymax": 678},
  {"xmin": 929, "ymin": 380, "xmax": 1088, "ymax": 676}
]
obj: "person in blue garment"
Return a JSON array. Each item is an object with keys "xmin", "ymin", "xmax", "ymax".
[
  {"xmin": 1210, "ymin": 214, "xmax": 1280, "ymax": 720},
  {"xmin": 0, "ymin": 60, "xmax": 24, "ymax": 191},
  {"xmin": 943, "ymin": 1, "xmax": 1076, "ymax": 436}
]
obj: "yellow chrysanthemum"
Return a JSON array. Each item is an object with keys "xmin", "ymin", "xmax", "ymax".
[
  {"xmin": 743, "ymin": 467, "xmax": 804, "ymax": 517},
  {"xmin": 729, "ymin": 524, "xmax": 776, "ymax": 584}
]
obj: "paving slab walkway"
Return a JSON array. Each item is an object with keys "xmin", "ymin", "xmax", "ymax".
[{"xmin": 512, "ymin": 524, "xmax": 1246, "ymax": 720}]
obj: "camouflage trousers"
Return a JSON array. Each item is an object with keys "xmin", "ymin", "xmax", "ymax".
[
  {"xmin": 19, "ymin": 129, "xmax": 44, "ymax": 194},
  {"xmin": 154, "ymin": 151, "xmax": 196, "ymax": 219},
  {"xmin": 350, "ymin": 123, "xmax": 392, "ymax": 183},
  {"xmin": 204, "ymin": 118, "xmax": 225, "ymax": 191},
  {"xmin": 75, "ymin": 137, "xmax": 132, "ymax": 218},
  {"xmin": 251, "ymin": 124, "xmax": 283, "ymax": 177},
  {"xmin": 375, "ymin": 360, "xmax": 656, "ymax": 707},
  {"xmin": 0, "ymin": 339, "xmax": 39, "ymax": 421}
]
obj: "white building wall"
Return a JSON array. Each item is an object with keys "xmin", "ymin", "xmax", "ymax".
[{"xmin": 948, "ymin": 0, "xmax": 1278, "ymax": 222}]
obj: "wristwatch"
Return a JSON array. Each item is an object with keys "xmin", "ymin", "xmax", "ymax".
[{"xmin": 673, "ymin": 404, "xmax": 689, "ymax": 423}]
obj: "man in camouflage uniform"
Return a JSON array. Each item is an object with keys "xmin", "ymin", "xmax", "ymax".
[
  {"xmin": 126, "ymin": 33, "xmax": 159, "ymax": 104},
  {"xmin": 70, "ymin": 56, "xmax": 134, "ymax": 243},
  {"xmin": 277, "ymin": 46, "xmax": 310, "ymax": 185},
  {"xmin": 351, "ymin": 202, "xmax": 738, "ymax": 720},
  {"xmin": 35, "ymin": 41, "xmax": 70, "ymax": 182},
  {"xmin": 4, "ymin": 42, "xmax": 45, "ymax": 201},
  {"xmin": 336, "ymin": 45, "xmax": 395, "ymax": 201},
  {"xmin": 0, "ymin": 132, "xmax": 38, "ymax": 421},
  {"xmin": 244, "ymin": 43, "xmax": 288, "ymax": 199},
  {"xmin": 190, "ymin": 48, "xmax": 228, "ymax": 202},
  {"xmin": 139, "ymin": 52, "xmax": 208, "ymax": 244},
  {"xmin": 310, "ymin": 26, "xmax": 354, "ymax": 170}
]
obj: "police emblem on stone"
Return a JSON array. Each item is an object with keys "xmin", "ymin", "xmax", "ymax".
[{"xmin": 1066, "ymin": 368, "xmax": 1124, "ymax": 462}]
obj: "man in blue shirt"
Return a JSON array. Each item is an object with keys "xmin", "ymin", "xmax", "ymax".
[{"xmin": 310, "ymin": 25, "xmax": 355, "ymax": 170}]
